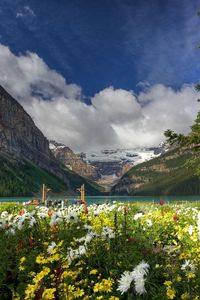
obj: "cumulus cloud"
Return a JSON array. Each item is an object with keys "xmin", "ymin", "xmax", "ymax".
[
  {"xmin": 0, "ymin": 44, "xmax": 199, "ymax": 151},
  {"xmin": 92, "ymin": 87, "xmax": 143, "ymax": 124},
  {"xmin": 0, "ymin": 44, "xmax": 118, "ymax": 151}
]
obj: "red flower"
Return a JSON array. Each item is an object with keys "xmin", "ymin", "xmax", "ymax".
[
  {"xmin": 173, "ymin": 213, "xmax": 179, "ymax": 221},
  {"xmin": 159, "ymin": 198, "xmax": 165, "ymax": 206}
]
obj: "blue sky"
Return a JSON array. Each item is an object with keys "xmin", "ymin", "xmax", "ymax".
[
  {"xmin": 0, "ymin": 0, "xmax": 200, "ymax": 151},
  {"xmin": 0, "ymin": 0, "xmax": 200, "ymax": 97}
]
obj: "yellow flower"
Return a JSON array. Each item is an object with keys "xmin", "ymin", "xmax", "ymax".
[
  {"xmin": 109, "ymin": 297, "xmax": 120, "ymax": 300},
  {"xmin": 42, "ymin": 288, "xmax": 56, "ymax": 300},
  {"xmin": 36, "ymin": 254, "xmax": 47, "ymax": 264},
  {"xmin": 93, "ymin": 278, "xmax": 113, "ymax": 293},
  {"xmin": 164, "ymin": 281, "xmax": 172, "ymax": 286},
  {"xmin": 181, "ymin": 293, "xmax": 190, "ymax": 300},
  {"xmin": 33, "ymin": 267, "xmax": 50, "ymax": 284},
  {"xmin": 176, "ymin": 275, "xmax": 182, "ymax": 282},
  {"xmin": 20, "ymin": 256, "xmax": 26, "ymax": 263},
  {"xmin": 25, "ymin": 284, "xmax": 36, "ymax": 300},
  {"xmin": 74, "ymin": 288, "xmax": 85, "ymax": 298},
  {"xmin": 67, "ymin": 285, "xmax": 75, "ymax": 293},
  {"xmin": 187, "ymin": 272, "xmax": 196, "ymax": 279},
  {"xmin": 90, "ymin": 269, "xmax": 98, "ymax": 275},
  {"xmin": 101, "ymin": 278, "xmax": 113, "ymax": 292},
  {"xmin": 166, "ymin": 288, "xmax": 176, "ymax": 300},
  {"xmin": 48, "ymin": 253, "xmax": 60, "ymax": 262},
  {"xmin": 93, "ymin": 283, "xmax": 101, "ymax": 293},
  {"xmin": 62, "ymin": 270, "xmax": 77, "ymax": 280}
]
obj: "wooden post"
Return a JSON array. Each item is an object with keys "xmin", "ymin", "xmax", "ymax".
[
  {"xmin": 42, "ymin": 184, "xmax": 51, "ymax": 206},
  {"xmin": 42, "ymin": 184, "xmax": 46, "ymax": 205},
  {"xmin": 78, "ymin": 184, "xmax": 87, "ymax": 214},
  {"xmin": 80, "ymin": 184, "xmax": 85, "ymax": 204}
]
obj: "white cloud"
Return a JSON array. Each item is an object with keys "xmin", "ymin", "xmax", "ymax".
[
  {"xmin": 0, "ymin": 44, "xmax": 199, "ymax": 151},
  {"xmin": 16, "ymin": 6, "xmax": 35, "ymax": 18},
  {"xmin": 0, "ymin": 44, "xmax": 118, "ymax": 151},
  {"xmin": 92, "ymin": 87, "xmax": 143, "ymax": 124}
]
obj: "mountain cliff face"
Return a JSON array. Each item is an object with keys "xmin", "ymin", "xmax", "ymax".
[
  {"xmin": 0, "ymin": 85, "xmax": 67, "ymax": 182},
  {"xmin": 50, "ymin": 141, "xmax": 100, "ymax": 180},
  {"xmin": 0, "ymin": 85, "xmax": 104, "ymax": 196},
  {"xmin": 112, "ymin": 147, "xmax": 200, "ymax": 196}
]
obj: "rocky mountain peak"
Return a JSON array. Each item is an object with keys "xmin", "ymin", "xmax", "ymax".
[{"xmin": 49, "ymin": 140, "xmax": 100, "ymax": 180}]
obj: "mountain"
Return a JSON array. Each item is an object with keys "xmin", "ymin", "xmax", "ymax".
[
  {"xmin": 50, "ymin": 141, "xmax": 100, "ymax": 180},
  {"xmin": 82, "ymin": 147, "xmax": 164, "ymax": 188},
  {"xmin": 49, "ymin": 143, "xmax": 164, "ymax": 189},
  {"xmin": 0, "ymin": 85, "xmax": 104, "ymax": 196},
  {"xmin": 112, "ymin": 147, "xmax": 200, "ymax": 196}
]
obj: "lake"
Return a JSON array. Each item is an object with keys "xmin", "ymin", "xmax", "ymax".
[{"xmin": 0, "ymin": 195, "xmax": 200, "ymax": 205}]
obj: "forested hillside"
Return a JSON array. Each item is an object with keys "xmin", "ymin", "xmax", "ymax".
[{"xmin": 112, "ymin": 147, "xmax": 200, "ymax": 196}]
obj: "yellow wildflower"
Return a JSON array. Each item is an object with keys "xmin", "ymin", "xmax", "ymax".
[
  {"xmin": 187, "ymin": 272, "xmax": 196, "ymax": 279},
  {"xmin": 33, "ymin": 267, "xmax": 50, "ymax": 284},
  {"xmin": 90, "ymin": 269, "xmax": 98, "ymax": 275},
  {"xmin": 166, "ymin": 288, "xmax": 176, "ymax": 299},
  {"xmin": 181, "ymin": 293, "xmax": 190, "ymax": 300},
  {"xmin": 67, "ymin": 285, "xmax": 75, "ymax": 293},
  {"xmin": 48, "ymin": 253, "xmax": 60, "ymax": 262},
  {"xmin": 176, "ymin": 275, "xmax": 182, "ymax": 282},
  {"xmin": 93, "ymin": 278, "xmax": 113, "ymax": 293},
  {"xmin": 74, "ymin": 288, "xmax": 85, "ymax": 298},
  {"xmin": 24, "ymin": 284, "xmax": 36, "ymax": 300},
  {"xmin": 42, "ymin": 288, "xmax": 56, "ymax": 300},
  {"xmin": 36, "ymin": 254, "xmax": 47, "ymax": 264},
  {"xmin": 20, "ymin": 256, "xmax": 26, "ymax": 263},
  {"xmin": 93, "ymin": 283, "xmax": 101, "ymax": 293},
  {"xmin": 164, "ymin": 281, "xmax": 172, "ymax": 286}
]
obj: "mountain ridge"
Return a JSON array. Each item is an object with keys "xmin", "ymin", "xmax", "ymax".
[
  {"xmin": 0, "ymin": 85, "xmax": 104, "ymax": 196},
  {"xmin": 112, "ymin": 147, "xmax": 200, "ymax": 195}
]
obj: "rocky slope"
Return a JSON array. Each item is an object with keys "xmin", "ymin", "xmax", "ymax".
[
  {"xmin": 50, "ymin": 141, "xmax": 100, "ymax": 180},
  {"xmin": 112, "ymin": 147, "xmax": 200, "ymax": 196},
  {"xmin": 0, "ymin": 85, "xmax": 104, "ymax": 196},
  {"xmin": 0, "ymin": 85, "xmax": 66, "ymax": 181}
]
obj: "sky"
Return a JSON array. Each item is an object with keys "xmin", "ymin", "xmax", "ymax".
[{"xmin": 0, "ymin": 0, "xmax": 200, "ymax": 151}]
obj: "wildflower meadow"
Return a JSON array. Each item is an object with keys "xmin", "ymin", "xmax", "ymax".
[{"xmin": 0, "ymin": 201, "xmax": 200, "ymax": 300}]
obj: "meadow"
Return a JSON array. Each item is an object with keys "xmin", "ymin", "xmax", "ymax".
[{"xmin": 0, "ymin": 201, "xmax": 199, "ymax": 300}]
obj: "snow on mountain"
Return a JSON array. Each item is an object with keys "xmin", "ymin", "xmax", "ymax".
[{"xmin": 83, "ymin": 147, "xmax": 163, "ymax": 166}]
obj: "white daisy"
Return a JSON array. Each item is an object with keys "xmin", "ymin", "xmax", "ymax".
[
  {"xmin": 181, "ymin": 260, "xmax": 196, "ymax": 272},
  {"xmin": 47, "ymin": 242, "xmax": 57, "ymax": 254},
  {"xmin": 134, "ymin": 213, "xmax": 143, "ymax": 221},
  {"xmin": 131, "ymin": 261, "xmax": 150, "ymax": 295},
  {"xmin": 134, "ymin": 261, "xmax": 150, "ymax": 276},
  {"xmin": 117, "ymin": 271, "xmax": 133, "ymax": 294},
  {"xmin": 66, "ymin": 211, "xmax": 78, "ymax": 223}
]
